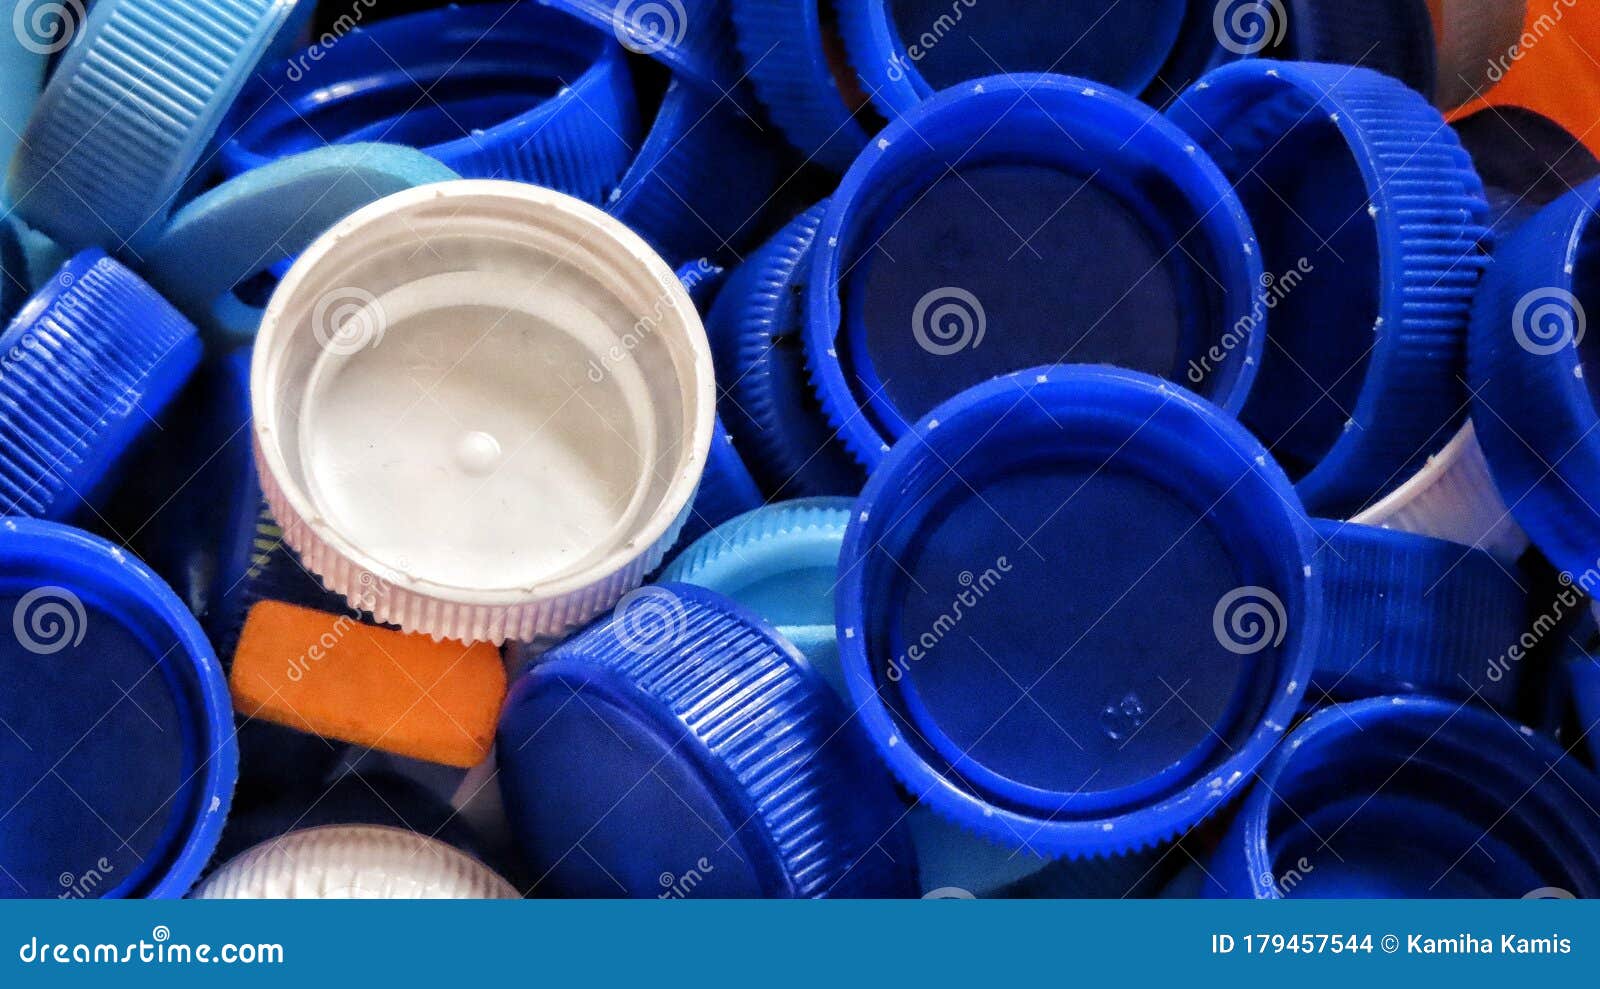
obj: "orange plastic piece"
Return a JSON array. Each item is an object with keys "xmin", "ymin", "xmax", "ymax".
[
  {"xmin": 1453, "ymin": 2, "xmax": 1600, "ymax": 156},
  {"xmin": 230, "ymin": 600, "xmax": 505, "ymax": 768}
]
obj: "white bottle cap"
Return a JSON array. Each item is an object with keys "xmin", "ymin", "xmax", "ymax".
[{"xmin": 252, "ymin": 180, "xmax": 715, "ymax": 643}]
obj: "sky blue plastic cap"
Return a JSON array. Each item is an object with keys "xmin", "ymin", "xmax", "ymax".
[
  {"xmin": 496, "ymin": 582, "xmax": 918, "ymax": 897},
  {"xmin": 1470, "ymin": 177, "xmax": 1600, "ymax": 581},
  {"xmin": 838, "ymin": 0, "xmax": 1188, "ymax": 119},
  {"xmin": 0, "ymin": 519, "xmax": 236, "ymax": 898},
  {"xmin": 731, "ymin": 0, "xmax": 870, "ymax": 171},
  {"xmin": 707, "ymin": 203, "xmax": 866, "ymax": 497},
  {"xmin": 659, "ymin": 498, "xmax": 853, "ymax": 695},
  {"xmin": 805, "ymin": 74, "xmax": 1266, "ymax": 469},
  {"xmin": 1207, "ymin": 696, "xmax": 1600, "ymax": 898},
  {"xmin": 219, "ymin": 3, "xmax": 639, "ymax": 207},
  {"xmin": 0, "ymin": 250, "xmax": 202, "ymax": 521},
  {"xmin": 837, "ymin": 365, "xmax": 1319, "ymax": 857},
  {"xmin": 1167, "ymin": 61, "xmax": 1491, "ymax": 518},
  {"xmin": 9, "ymin": 0, "xmax": 298, "ymax": 256}
]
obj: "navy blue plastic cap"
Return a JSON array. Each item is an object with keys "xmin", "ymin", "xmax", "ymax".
[
  {"xmin": 608, "ymin": 79, "xmax": 782, "ymax": 266},
  {"xmin": 0, "ymin": 251, "xmax": 202, "ymax": 521},
  {"xmin": 668, "ymin": 414, "xmax": 764, "ymax": 552},
  {"xmin": 1454, "ymin": 106, "xmax": 1600, "ymax": 242},
  {"xmin": 838, "ymin": 365, "xmax": 1318, "ymax": 857},
  {"xmin": 496, "ymin": 582, "xmax": 918, "ymax": 897},
  {"xmin": 538, "ymin": 0, "xmax": 742, "ymax": 94},
  {"xmin": 1208, "ymin": 697, "xmax": 1600, "ymax": 898},
  {"xmin": 1568, "ymin": 647, "xmax": 1600, "ymax": 769},
  {"xmin": 806, "ymin": 74, "xmax": 1266, "ymax": 468},
  {"xmin": 731, "ymin": 0, "xmax": 870, "ymax": 171},
  {"xmin": 221, "ymin": 3, "xmax": 640, "ymax": 206},
  {"xmin": 0, "ymin": 519, "xmax": 236, "ymax": 898},
  {"xmin": 1470, "ymin": 177, "xmax": 1600, "ymax": 580},
  {"xmin": 1167, "ymin": 62, "xmax": 1491, "ymax": 518},
  {"xmin": 838, "ymin": 0, "xmax": 1188, "ymax": 118},
  {"xmin": 708, "ymin": 203, "xmax": 867, "ymax": 496}
]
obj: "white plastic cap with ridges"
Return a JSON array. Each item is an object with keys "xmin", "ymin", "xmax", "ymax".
[
  {"xmin": 1350, "ymin": 421, "xmax": 1528, "ymax": 563},
  {"xmin": 251, "ymin": 180, "xmax": 715, "ymax": 644},
  {"xmin": 190, "ymin": 825, "xmax": 518, "ymax": 899}
]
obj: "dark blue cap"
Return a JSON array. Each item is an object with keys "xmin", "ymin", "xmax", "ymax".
[
  {"xmin": 0, "ymin": 250, "xmax": 202, "ymax": 521},
  {"xmin": 707, "ymin": 203, "xmax": 867, "ymax": 496},
  {"xmin": 0, "ymin": 519, "xmax": 236, "ymax": 898},
  {"xmin": 220, "ymin": 3, "xmax": 640, "ymax": 206},
  {"xmin": 1207, "ymin": 696, "xmax": 1600, "ymax": 898},
  {"xmin": 806, "ymin": 74, "xmax": 1265, "ymax": 468},
  {"xmin": 668, "ymin": 415, "xmax": 765, "ymax": 552},
  {"xmin": 1167, "ymin": 61, "xmax": 1491, "ymax": 518},
  {"xmin": 1470, "ymin": 177, "xmax": 1600, "ymax": 581},
  {"xmin": 1266, "ymin": 0, "xmax": 1437, "ymax": 98},
  {"xmin": 1453, "ymin": 105, "xmax": 1600, "ymax": 242},
  {"xmin": 497, "ymin": 582, "xmax": 918, "ymax": 897}
]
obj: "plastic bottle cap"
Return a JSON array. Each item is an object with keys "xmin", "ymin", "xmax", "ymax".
[
  {"xmin": 251, "ymin": 180, "xmax": 715, "ymax": 644},
  {"xmin": 1207, "ymin": 697, "xmax": 1600, "ymax": 898},
  {"xmin": 0, "ymin": 250, "xmax": 202, "ymax": 521},
  {"xmin": 805, "ymin": 74, "xmax": 1264, "ymax": 469},
  {"xmin": 221, "ymin": 3, "xmax": 639, "ymax": 208},
  {"xmin": 1167, "ymin": 62, "xmax": 1491, "ymax": 518},
  {"xmin": 1453, "ymin": 105, "xmax": 1600, "ymax": 243},
  {"xmin": 191, "ymin": 825, "xmax": 517, "ymax": 899},
  {"xmin": 536, "ymin": 0, "xmax": 741, "ymax": 95},
  {"xmin": 1470, "ymin": 177, "xmax": 1600, "ymax": 580},
  {"xmin": 0, "ymin": 519, "xmax": 235, "ymax": 898},
  {"xmin": 496, "ymin": 583, "xmax": 918, "ymax": 898},
  {"xmin": 668, "ymin": 415, "xmax": 765, "ymax": 553}
]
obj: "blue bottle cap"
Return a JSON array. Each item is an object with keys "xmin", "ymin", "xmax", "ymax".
[
  {"xmin": 669, "ymin": 415, "xmax": 765, "ymax": 552},
  {"xmin": 9, "ymin": 0, "xmax": 298, "ymax": 255},
  {"xmin": 708, "ymin": 203, "xmax": 866, "ymax": 496},
  {"xmin": 143, "ymin": 143, "xmax": 460, "ymax": 347},
  {"xmin": 730, "ymin": 0, "xmax": 870, "ymax": 171},
  {"xmin": 537, "ymin": 0, "xmax": 741, "ymax": 95},
  {"xmin": 1207, "ymin": 696, "xmax": 1600, "ymax": 898},
  {"xmin": 1143, "ymin": 0, "xmax": 1263, "ymax": 103},
  {"xmin": 0, "ymin": 216, "xmax": 28, "ymax": 330},
  {"xmin": 1568, "ymin": 645, "xmax": 1600, "ymax": 769},
  {"xmin": 608, "ymin": 79, "xmax": 782, "ymax": 267},
  {"xmin": 219, "ymin": 3, "xmax": 638, "ymax": 208},
  {"xmin": 837, "ymin": 0, "xmax": 1188, "ymax": 119},
  {"xmin": 1167, "ymin": 62, "xmax": 1491, "ymax": 517},
  {"xmin": 805, "ymin": 75, "xmax": 1265, "ymax": 468},
  {"xmin": 0, "ymin": 250, "xmax": 202, "ymax": 521},
  {"xmin": 1469, "ymin": 177, "xmax": 1600, "ymax": 580},
  {"xmin": 838, "ymin": 365, "xmax": 1532, "ymax": 858},
  {"xmin": 0, "ymin": 519, "xmax": 236, "ymax": 898},
  {"xmin": 497, "ymin": 582, "xmax": 918, "ymax": 897},
  {"xmin": 659, "ymin": 497, "xmax": 853, "ymax": 693}
]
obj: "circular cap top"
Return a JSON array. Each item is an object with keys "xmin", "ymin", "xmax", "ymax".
[
  {"xmin": 496, "ymin": 582, "xmax": 917, "ymax": 897},
  {"xmin": 838, "ymin": 366, "xmax": 1318, "ymax": 856},
  {"xmin": 0, "ymin": 518, "xmax": 236, "ymax": 898},
  {"xmin": 251, "ymin": 180, "xmax": 715, "ymax": 644},
  {"xmin": 1209, "ymin": 697, "xmax": 1600, "ymax": 898},
  {"xmin": 192, "ymin": 825, "xmax": 518, "ymax": 899}
]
